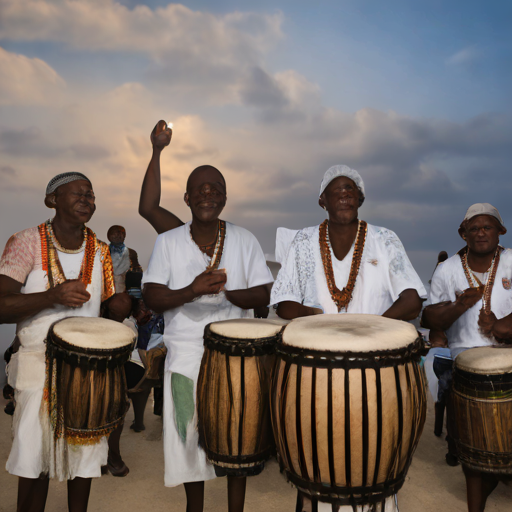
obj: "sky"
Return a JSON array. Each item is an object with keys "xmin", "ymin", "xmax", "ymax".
[{"xmin": 1, "ymin": 0, "xmax": 512, "ymax": 294}]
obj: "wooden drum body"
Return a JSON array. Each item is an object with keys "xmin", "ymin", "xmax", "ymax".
[
  {"xmin": 46, "ymin": 317, "xmax": 135, "ymax": 444},
  {"xmin": 452, "ymin": 347, "xmax": 512, "ymax": 474},
  {"xmin": 197, "ymin": 318, "xmax": 288, "ymax": 476},
  {"xmin": 271, "ymin": 314, "xmax": 427, "ymax": 507}
]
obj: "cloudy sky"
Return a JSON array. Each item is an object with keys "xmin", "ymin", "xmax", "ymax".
[{"xmin": 1, "ymin": 0, "xmax": 512, "ymax": 288}]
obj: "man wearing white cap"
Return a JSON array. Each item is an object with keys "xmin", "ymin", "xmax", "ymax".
[
  {"xmin": 0, "ymin": 172, "xmax": 122, "ymax": 511},
  {"xmin": 271, "ymin": 165, "xmax": 426, "ymax": 512},
  {"xmin": 423, "ymin": 203, "xmax": 511, "ymax": 512}
]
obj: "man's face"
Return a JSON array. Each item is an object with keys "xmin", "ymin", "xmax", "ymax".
[
  {"xmin": 108, "ymin": 229, "xmax": 125, "ymax": 245},
  {"xmin": 53, "ymin": 180, "xmax": 96, "ymax": 224},
  {"xmin": 319, "ymin": 176, "xmax": 360, "ymax": 225},
  {"xmin": 184, "ymin": 168, "xmax": 226, "ymax": 223},
  {"xmin": 464, "ymin": 215, "xmax": 503, "ymax": 255}
]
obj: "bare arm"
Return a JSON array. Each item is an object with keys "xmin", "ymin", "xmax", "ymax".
[
  {"xmin": 225, "ymin": 284, "xmax": 271, "ymax": 310},
  {"xmin": 0, "ymin": 275, "xmax": 91, "ymax": 324},
  {"xmin": 143, "ymin": 270, "xmax": 228, "ymax": 314},
  {"xmin": 382, "ymin": 288, "xmax": 423, "ymax": 321},
  {"xmin": 421, "ymin": 287, "xmax": 483, "ymax": 331},
  {"xmin": 276, "ymin": 300, "xmax": 323, "ymax": 320},
  {"xmin": 139, "ymin": 121, "xmax": 184, "ymax": 234}
]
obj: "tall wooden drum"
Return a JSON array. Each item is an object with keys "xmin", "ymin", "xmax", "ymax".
[
  {"xmin": 197, "ymin": 318, "xmax": 288, "ymax": 476},
  {"xmin": 46, "ymin": 317, "xmax": 135, "ymax": 444},
  {"xmin": 271, "ymin": 314, "xmax": 427, "ymax": 507},
  {"xmin": 452, "ymin": 347, "xmax": 512, "ymax": 474}
]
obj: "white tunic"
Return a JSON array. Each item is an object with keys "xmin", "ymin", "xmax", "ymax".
[
  {"xmin": 0, "ymin": 226, "xmax": 114, "ymax": 481},
  {"xmin": 271, "ymin": 223, "xmax": 426, "ymax": 313},
  {"xmin": 271, "ymin": 223, "xmax": 425, "ymax": 512},
  {"xmin": 142, "ymin": 221, "xmax": 273, "ymax": 487},
  {"xmin": 429, "ymin": 249, "xmax": 512, "ymax": 359}
]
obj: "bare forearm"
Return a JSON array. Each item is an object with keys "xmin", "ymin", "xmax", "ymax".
[
  {"xmin": 225, "ymin": 285, "xmax": 270, "ymax": 310},
  {"xmin": 382, "ymin": 289, "xmax": 423, "ymax": 321},
  {"xmin": 139, "ymin": 148, "xmax": 183, "ymax": 234},
  {"xmin": 0, "ymin": 291, "xmax": 55, "ymax": 324},
  {"xmin": 422, "ymin": 301, "xmax": 468, "ymax": 331},
  {"xmin": 143, "ymin": 283, "xmax": 198, "ymax": 313},
  {"xmin": 276, "ymin": 300, "xmax": 321, "ymax": 320}
]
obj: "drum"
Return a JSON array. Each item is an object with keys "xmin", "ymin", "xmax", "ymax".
[
  {"xmin": 271, "ymin": 314, "xmax": 427, "ymax": 507},
  {"xmin": 45, "ymin": 317, "xmax": 135, "ymax": 445},
  {"xmin": 197, "ymin": 318, "xmax": 288, "ymax": 476},
  {"xmin": 452, "ymin": 346, "xmax": 512, "ymax": 474}
]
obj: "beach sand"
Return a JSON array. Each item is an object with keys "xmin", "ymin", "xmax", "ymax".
[{"xmin": 1, "ymin": 393, "xmax": 511, "ymax": 511}]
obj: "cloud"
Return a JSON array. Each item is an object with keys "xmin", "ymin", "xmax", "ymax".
[
  {"xmin": 0, "ymin": 47, "xmax": 66, "ymax": 105},
  {"xmin": 446, "ymin": 45, "xmax": 481, "ymax": 66}
]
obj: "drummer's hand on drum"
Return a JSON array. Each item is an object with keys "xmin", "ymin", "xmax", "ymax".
[
  {"xmin": 478, "ymin": 309, "xmax": 497, "ymax": 338},
  {"xmin": 491, "ymin": 315, "xmax": 512, "ymax": 344},
  {"xmin": 191, "ymin": 270, "xmax": 227, "ymax": 297},
  {"xmin": 50, "ymin": 280, "xmax": 91, "ymax": 308},
  {"xmin": 456, "ymin": 287, "xmax": 483, "ymax": 310},
  {"xmin": 150, "ymin": 120, "xmax": 172, "ymax": 151}
]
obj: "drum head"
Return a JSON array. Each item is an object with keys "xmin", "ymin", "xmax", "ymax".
[
  {"xmin": 282, "ymin": 314, "xmax": 418, "ymax": 353},
  {"xmin": 51, "ymin": 317, "xmax": 135, "ymax": 350},
  {"xmin": 455, "ymin": 347, "xmax": 512, "ymax": 375},
  {"xmin": 209, "ymin": 318, "xmax": 289, "ymax": 340}
]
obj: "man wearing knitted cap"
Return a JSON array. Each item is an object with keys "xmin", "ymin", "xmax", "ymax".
[
  {"xmin": 271, "ymin": 165, "xmax": 426, "ymax": 512},
  {"xmin": 423, "ymin": 203, "xmax": 512, "ymax": 512},
  {"xmin": 0, "ymin": 173, "xmax": 123, "ymax": 511}
]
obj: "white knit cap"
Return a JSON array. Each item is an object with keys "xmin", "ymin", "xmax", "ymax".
[
  {"xmin": 463, "ymin": 203, "xmax": 505, "ymax": 229},
  {"xmin": 45, "ymin": 172, "xmax": 91, "ymax": 195},
  {"xmin": 319, "ymin": 165, "xmax": 365, "ymax": 204}
]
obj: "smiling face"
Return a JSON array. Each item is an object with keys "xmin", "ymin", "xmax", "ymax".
[
  {"xmin": 52, "ymin": 179, "xmax": 96, "ymax": 225},
  {"xmin": 184, "ymin": 166, "xmax": 227, "ymax": 223},
  {"xmin": 107, "ymin": 226, "xmax": 126, "ymax": 245},
  {"xmin": 462, "ymin": 215, "xmax": 505, "ymax": 255},
  {"xmin": 319, "ymin": 176, "xmax": 360, "ymax": 225}
]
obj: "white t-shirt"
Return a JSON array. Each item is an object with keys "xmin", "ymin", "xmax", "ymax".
[
  {"xmin": 142, "ymin": 221, "xmax": 273, "ymax": 378},
  {"xmin": 429, "ymin": 249, "xmax": 512, "ymax": 358},
  {"xmin": 271, "ymin": 223, "xmax": 426, "ymax": 315}
]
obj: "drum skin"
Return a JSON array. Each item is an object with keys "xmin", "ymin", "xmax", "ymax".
[
  {"xmin": 197, "ymin": 323, "xmax": 280, "ymax": 476},
  {"xmin": 46, "ymin": 318, "xmax": 133, "ymax": 443},
  {"xmin": 452, "ymin": 364, "xmax": 512, "ymax": 474},
  {"xmin": 271, "ymin": 340, "xmax": 427, "ymax": 506}
]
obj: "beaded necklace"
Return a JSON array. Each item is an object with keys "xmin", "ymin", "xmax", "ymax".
[
  {"xmin": 38, "ymin": 219, "xmax": 97, "ymax": 289},
  {"xmin": 190, "ymin": 220, "xmax": 226, "ymax": 272},
  {"xmin": 319, "ymin": 219, "xmax": 367, "ymax": 311},
  {"xmin": 459, "ymin": 246, "xmax": 501, "ymax": 313}
]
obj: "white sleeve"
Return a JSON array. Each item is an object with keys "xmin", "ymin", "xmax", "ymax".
[
  {"xmin": 429, "ymin": 264, "xmax": 451, "ymax": 304},
  {"xmin": 241, "ymin": 231, "xmax": 274, "ymax": 289},
  {"xmin": 270, "ymin": 234, "xmax": 306, "ymax": 306},
  {"xmin": 141, "ymin": 233, "xmax": 172, "ymax": 287},
  {"xmin": 382, "ymin": 229, "xmax": 427, "ymax": 300}
]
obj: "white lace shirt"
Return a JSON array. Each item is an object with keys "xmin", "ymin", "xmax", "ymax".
[{"xmin": 271, "ymin": 223, "xmax": 426, "ymax": 315}]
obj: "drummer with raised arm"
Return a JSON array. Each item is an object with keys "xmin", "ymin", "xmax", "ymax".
[
  {"xmin": 271, "ymin": 165, "xmax": 427, "ymax": 512},
  {"xmin": 0, "ymin": 172, "xmax": 127, "ymax": 512},
  {"xmin": 422, "ymin": 203, "xmax": 512, "ymax": 512},
  {"xmin": 139, "ymin": 121, "xmax": 274, "ymax": 512}
]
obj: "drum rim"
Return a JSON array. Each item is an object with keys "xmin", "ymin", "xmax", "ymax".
[
  {"xmin": 274, "ymin": 336, "xmax": 425, "ymax": 369},
  {"xmin": 203, "ymin": 324, "xmax": 285, "ymax": 356}
]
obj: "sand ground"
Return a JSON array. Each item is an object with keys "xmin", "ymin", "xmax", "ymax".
[{"xmin": 1, "ymin": 394, "xmax": 511, "ymax": 512}]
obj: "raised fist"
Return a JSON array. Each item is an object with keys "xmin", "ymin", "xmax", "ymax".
[{"xmin": 151, "ymin": 120, "xmax": 172, "ymax": 150}]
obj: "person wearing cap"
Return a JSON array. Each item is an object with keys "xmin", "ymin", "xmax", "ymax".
[
  {"xmin": 271, "ymin": 165, "xmax": 426, "ymax": 512},
  {"xmin": 138, "ymin": 121, "xmax": 274, "ymax": 512},
  {"xmin": 0, "ymin": 173, "xmax": 124, "ymax": 511},
  {"xmin": 422, "ymin": 203, "xmax": 512, "ymax": 512}
]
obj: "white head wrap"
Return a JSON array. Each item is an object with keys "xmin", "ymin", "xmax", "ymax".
[
  {"xmin": 45, "ymin": 172, "xmax": 91, "ymax": 195},
  {"xmin": 319, "ymin": 165, "xmax": 365, "ymax": 204}
]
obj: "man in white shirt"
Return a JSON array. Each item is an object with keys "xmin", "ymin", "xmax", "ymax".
[
  {"xmin": 423, "ymin": 203, "xmax": 512, "ymax": 512},
  {"xmin": 271, "ymin": 165, "xmax": 426, "ymax": 512},
  {"xmin": 139, "ymin": 121, "xmax": 273, "ymax": 512}
]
